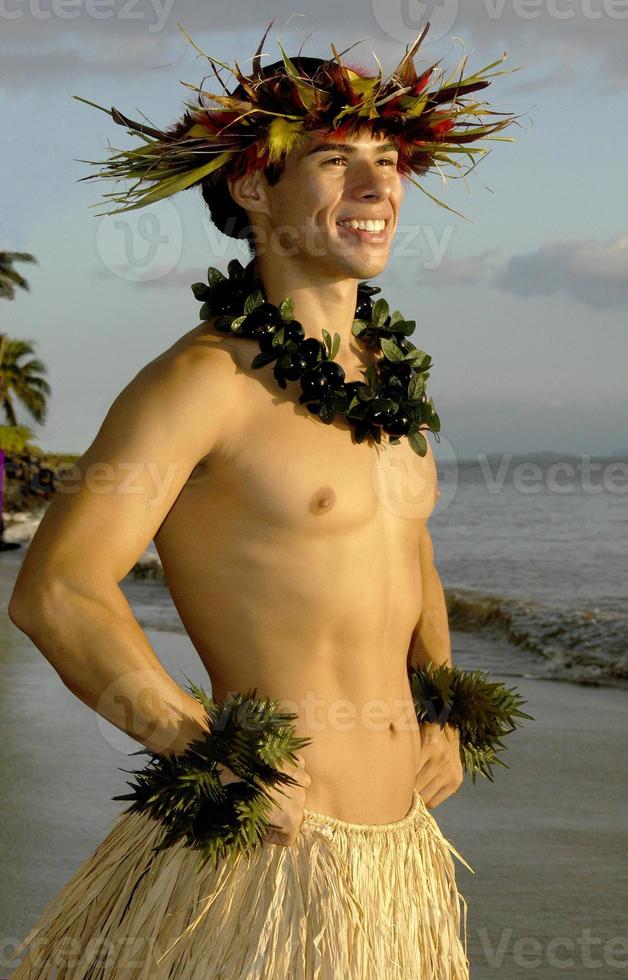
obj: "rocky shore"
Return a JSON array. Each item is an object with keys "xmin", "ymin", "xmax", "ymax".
[
  {"xmin": 1, "ymin": 452, "xmax": 164, "ymax": 580},
  {"xmin": 1, "ymin": 507, "xmax": 164, "ymax": 579}
]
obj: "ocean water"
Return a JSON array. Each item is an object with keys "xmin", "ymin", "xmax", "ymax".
[
  {"xmin": 430, "ymin": 453, "xmax": 628, "ymax": 690},
  {"xmin": 2, "ymin": 452, "xmax": 626, "ymax": 692}
]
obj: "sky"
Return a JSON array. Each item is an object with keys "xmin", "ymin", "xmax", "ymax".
[{"xmin": 1, "ymin": 0, "xmax": 627, "ymax": 460}]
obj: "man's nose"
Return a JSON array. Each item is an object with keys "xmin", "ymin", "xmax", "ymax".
[{"xmin": 348, "ymin": 160, "xmax": 397, "ymax": 199}]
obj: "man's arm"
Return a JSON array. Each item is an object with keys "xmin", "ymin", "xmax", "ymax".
[
  {"xmin": 406, "ymin": 524, "xmax": 452, "ymax": 671},
  {"xmin": 8, "ymin": 342, "xmax": 238, "ymax": 758},
  {"xmin": 409, "ymin": 522, "xmax": 464, "ymax": 807},
  {"xmin": 406, "ymin": 443, "xmax": 463, "ymax": 807}
]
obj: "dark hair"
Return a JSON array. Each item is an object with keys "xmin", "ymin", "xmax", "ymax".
[{"xmin": 200, "ymin": 57, "xmax": 328, "ymax": 255}]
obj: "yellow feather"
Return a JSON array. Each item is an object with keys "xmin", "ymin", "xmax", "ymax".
[
  {"xmin": 266, "ymin": 117, "xmax": 305, "ymax": 164},
  {"xmin": 404, "ymin": 94, "xmax": 429, "ymax": 119},
  {"xmin": 186, "ymin": 123, "xmax": 212, "ymax": 138},
  {"xmin": 350, "ymin": 76, "xmax": 379, "ymax": 98}
]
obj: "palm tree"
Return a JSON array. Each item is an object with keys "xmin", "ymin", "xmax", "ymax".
[
  {"xmin": 0, "ymin": 250, "xmax": 37, "ymax": 301},
  {"xmin": 0, "ymin": 250, "xmax": 38, "ymax": 382},
  {"xmin": 0, "ymin": 338, "xmax": 51, "ymax": 427},
  {"xmin": 0, "ymin": 250, "xmax": 45, "ymax": 550}
]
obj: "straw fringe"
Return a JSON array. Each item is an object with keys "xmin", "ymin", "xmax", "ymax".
[{"xmin": 8, "ymin": 789, "xmax": 473, "ymax": 979}]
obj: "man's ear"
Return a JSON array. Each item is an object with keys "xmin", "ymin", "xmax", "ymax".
[{"xmin": 227, "ymin": 170, "xmax": 270, "ymax": 220}]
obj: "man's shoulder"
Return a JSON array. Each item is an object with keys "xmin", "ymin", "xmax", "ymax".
[
  {"xmin": 110, "ymin": 319, "xmax": 243, "ymax": 451},
  {"xmin": 117, "ymin": 319, "xmax": 245, "ymax": 464},
  {"xmin": 144, "ymin": 318, "xmax": 244, "ymax": 394},
  {"xmin": 155, "ymin": 317, "xmax": 237, "ymax": 367}
]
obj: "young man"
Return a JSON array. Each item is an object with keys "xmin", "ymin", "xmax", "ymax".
[{"xmin": 7, "ymin": 25, "xmax": 519, "ymax": 978}]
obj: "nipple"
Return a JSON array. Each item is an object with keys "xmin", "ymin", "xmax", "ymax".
[{"xmin": 310, "ymin": 486, "xmax": 337, "ymax": 514}]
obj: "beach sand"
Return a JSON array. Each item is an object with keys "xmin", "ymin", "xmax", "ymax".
[
  {"xmin": 1, "ymin": 557, "xmax": 627, "ymax": 978},
  {"xmin": 437, "ymin": 673, "xmax": 628, "ymax": 978}
]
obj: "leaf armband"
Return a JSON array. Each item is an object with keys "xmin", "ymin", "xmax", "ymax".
[
  {"xmin": 407, "ymin": 661, "xmax": 534, "ymax": 784},
  {"xmin": 112, "ymin": 680, "xmax": 312, "ymax": 871}
]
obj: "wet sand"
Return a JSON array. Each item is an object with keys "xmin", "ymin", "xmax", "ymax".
[
  {"xmin": 437, "ymin": 674, "xmax": 628, "ymax": 978},
  {"xmin": 1, "ymin": 556, "xmax": 627, "ymax": 978}
]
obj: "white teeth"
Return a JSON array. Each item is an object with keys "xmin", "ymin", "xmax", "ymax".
[{"xmin": 338, "ymin": 219, "xmax": 386, "ymax": 232}]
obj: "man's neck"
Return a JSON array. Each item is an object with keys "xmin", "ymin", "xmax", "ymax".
[{"xmin": 252, "ymin": 256, "xmax": 360, "ymax": 351}]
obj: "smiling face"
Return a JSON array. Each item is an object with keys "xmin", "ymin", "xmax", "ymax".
[{"xmin": 228, "ymin": 128, "xmax": 405, "ymax": 281}]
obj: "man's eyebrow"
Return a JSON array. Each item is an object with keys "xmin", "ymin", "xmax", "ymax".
[{"xmin": 301, "ymin": 141, "xmax": 399, "ymax": 158}]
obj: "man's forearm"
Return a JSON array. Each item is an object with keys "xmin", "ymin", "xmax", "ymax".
[
  {"xmin": 407, "ymin": 562, "xmax": 452, "ymax": 671},
  {"xmin": 15, "ymin": 581, "xmax": 208, "ymax": 758}
]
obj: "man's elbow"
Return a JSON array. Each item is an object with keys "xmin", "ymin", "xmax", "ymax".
[
  {"xmin": 8, "ymin": 583, "xmax": 32, "ymax": 630},
  {"xmin": 8, "ymin": 577, "xmax": 64, "ymax": 637}
]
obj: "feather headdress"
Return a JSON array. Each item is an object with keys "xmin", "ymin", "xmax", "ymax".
[{"xmin": 72, "ymin": 19, "xmax": 523, "ymax": 219}]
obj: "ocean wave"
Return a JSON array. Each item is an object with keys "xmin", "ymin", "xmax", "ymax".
[{"xmin": 446, "ymin": 587, "xmax": 628, "ymax": 690}]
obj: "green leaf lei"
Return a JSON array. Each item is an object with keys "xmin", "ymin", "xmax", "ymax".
[
  {"xmin": 112, "ymin": 680, "xmax": 312, "ymax": 872},
  {"xmin": 408, "ymin": 661, "xmax": 534, "ymax": 784},
  {"xmin": 191, "ymin": 258, "xmax": 441, "ymax": 457}
]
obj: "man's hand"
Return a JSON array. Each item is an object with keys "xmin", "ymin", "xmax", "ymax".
[
  {"xmin": 415, "ymin": 721, "xmax": 463, "ymax": 809},
  {"xmin": 261, "ymin": 753, "xmax": 312, "ymax": 847},
  {"xmin": 216, "ymin": 754, "xmax": 311, "ymax": 847}
]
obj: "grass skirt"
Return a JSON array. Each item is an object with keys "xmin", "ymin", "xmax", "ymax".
[{"xmin": 8, "ymin": 787, "xmax": 473, "ymax": 979}]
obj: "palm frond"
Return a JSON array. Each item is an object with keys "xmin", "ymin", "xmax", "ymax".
[{"xmin": 0, "ymin": 251, "xmax": 38, "ymax": 301}]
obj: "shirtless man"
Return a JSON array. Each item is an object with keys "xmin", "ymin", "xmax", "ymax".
[{"xmin": 8, "ymin": 129, "xmax": 462, "ymax": 853}]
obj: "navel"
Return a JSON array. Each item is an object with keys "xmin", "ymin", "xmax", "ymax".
[{"xmin": 310, "ymin": 486, "xmax": 337, "ymax": 514}]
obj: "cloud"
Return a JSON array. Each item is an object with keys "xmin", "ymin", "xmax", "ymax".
[
  {"xmin": 454, "ymin": 3, "xmax": 628, "ymax": 95},
  {"xmin": 2, "ymin": 0, "xmax": 628, "ymax": 90},
  {"xmin": 412, "ymin": 234, "xmax": 628, "ymax": 308},
  {"xmin": 0, "ymin": 34, "xmax": 172, "ymax": 85},
  {"xmin": 147, "ymin": 234, "xmax": 628, "ymax": 309},
  {"xmin": 493, "ymin": 234, "xmax": 628, "ymax": 308},
  {"xmin": 419, "ymin": 250, "xmax": 497, "ymax": 285}
]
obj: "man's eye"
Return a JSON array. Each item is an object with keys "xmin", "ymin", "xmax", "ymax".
[{"xmin": 322, "ymin": 157, "xmax": 397, "ymax": 166}]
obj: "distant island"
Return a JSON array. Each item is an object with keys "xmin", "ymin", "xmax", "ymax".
[{"xmin": 447, "ymin": 450, "xmax": 628, "ymax": 464}]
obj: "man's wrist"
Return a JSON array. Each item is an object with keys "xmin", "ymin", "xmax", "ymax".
[
  {"xmin": 152, "ymin": 696, "xmax": 209, "ymax": 759},
  {"xmin": 154, "ymin": 715, "xmax": 246, "ymax": 785},
  {"xmin": 419, "ymin": 719, "xmax": 459, "ymax": 744}
]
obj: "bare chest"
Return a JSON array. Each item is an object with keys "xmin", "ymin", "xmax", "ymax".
[{"xmin": 169, "ymin": 336, "xmax": 439, "ymax": 539}]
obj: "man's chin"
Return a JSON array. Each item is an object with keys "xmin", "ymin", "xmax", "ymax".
[
  {"xmin": 326, "ymin": 241, "xmax": 391, "ymax": 275},
  {"xmin": 342, "ymin": 253, "xmax": 390, "ymax": 281}
]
